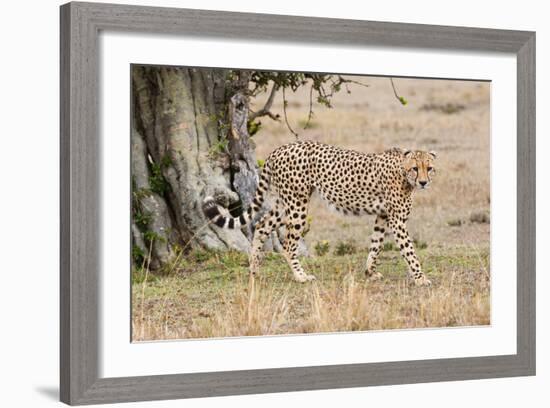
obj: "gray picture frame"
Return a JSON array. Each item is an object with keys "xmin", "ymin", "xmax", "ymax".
[{"xmin": 60, "ymin": 1, "xmax": 536, "ymax": 405}]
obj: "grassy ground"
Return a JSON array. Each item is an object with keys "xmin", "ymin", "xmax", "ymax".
[
  {"xmin": 132, "ymin": 75, "xmax": 491, "ymax": 341},
  {"xmin": 132, "ymin": 244, "xmax": 489, "ymax": 341}
]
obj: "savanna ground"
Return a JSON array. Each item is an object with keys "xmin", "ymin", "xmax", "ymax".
[{"xmin": 132, "ymin": 76, "xmax": 491, "ymax": 341}]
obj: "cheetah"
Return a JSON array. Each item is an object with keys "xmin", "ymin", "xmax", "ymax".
[{"xmin": 203, "ymin": 141, "xmax": 436, "ymax": 286}]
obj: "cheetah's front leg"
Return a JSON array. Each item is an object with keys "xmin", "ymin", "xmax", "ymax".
[
  {"xmin": 281, "ymin": 202, "xmax": 316, "ymax": 283},
  {"xmin": 388, "ymin": 217, "xmax": 431, "ymax": 286},
  {"xmin": 282, "ymin": 223, "xmax": 316, "ymax": 283}
]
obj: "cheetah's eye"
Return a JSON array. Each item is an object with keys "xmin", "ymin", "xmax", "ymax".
[
  {"xmin": 412, "ymin": 167, "xmax": 418, "ymax": 172},
  {"xmin": 427, "ymin": 166, "xmax": 433, "ymax": 172}
]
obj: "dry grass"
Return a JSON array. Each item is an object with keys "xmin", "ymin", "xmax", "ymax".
[
  {"xmin": 132, "ymin": 246, "xmax": 490, "ymax": 341},
  {"xmin": 132, "ymin": 75, "xmax": 491, "ymax": 341}
]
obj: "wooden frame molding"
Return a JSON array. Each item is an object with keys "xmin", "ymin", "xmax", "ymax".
[{"xmin": 60, "ymin": 2, "xmax": 535, "ymax": 404}]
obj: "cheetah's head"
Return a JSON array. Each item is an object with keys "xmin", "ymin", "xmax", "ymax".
[{"xmin": 403, "ymin": 150, "xmax": 437, "ymax": 190}]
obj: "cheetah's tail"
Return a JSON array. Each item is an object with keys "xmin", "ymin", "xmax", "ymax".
[{"xmin": 202, "ymin": 164, "xmax": 272, "ymax": 229}]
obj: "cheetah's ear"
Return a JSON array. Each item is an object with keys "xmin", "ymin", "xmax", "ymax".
[
  {"xmin": 403, "ymin": 150, "xmax": 413, "ymax": 158},
  {"xmin": 428, "ymin": 150, "xmax": 437, "ymax": 159}
]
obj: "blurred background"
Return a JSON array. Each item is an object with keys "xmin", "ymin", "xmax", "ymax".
[{"xmin": 252, "ymin": 76, "xmax": 490, "ymax": 251}]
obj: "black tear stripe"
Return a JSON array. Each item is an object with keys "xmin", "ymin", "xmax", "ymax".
[
  {"xmin": 239, "ymin": 214, "xmax": 246, "ymax": 225},
  {"xmin": 227, "ymin": 218, "xmax": 235, "ymax": 229}
]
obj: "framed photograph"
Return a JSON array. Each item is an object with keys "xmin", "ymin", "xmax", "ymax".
[{"xmin": 60, "ymin": 2, "xmax": 535, "ymax": 405}]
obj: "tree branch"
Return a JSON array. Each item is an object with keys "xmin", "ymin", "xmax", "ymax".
[
  {"xmin": 338, "ymin": 75, "xmax": 369, "ymax": 90},
  {"xmin": 390, "ymin": 77, "xmax": 408, "ymax": 105},
  {"xmin": 282, "ymin": 86, "xmax": 299, "ymax": 139},
  {"xmin": 249, "ymin": 82, "xmax": 280, "ymax": 121},
  {"xmin": 303, "ymin": 85, "xmax": 315, "ymax": 129}
]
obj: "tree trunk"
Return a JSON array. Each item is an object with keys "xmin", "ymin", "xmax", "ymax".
[
  {"xmin": 131, "ymin": 66, "xmax": 256, "ymax": 269},
  {"xmin": 131, "ymin": 66, "xmax": 309, "ymax": 270}
]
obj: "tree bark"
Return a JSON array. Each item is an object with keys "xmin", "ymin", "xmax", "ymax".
[
  {"xmin": 131, "ymin": 66, "xmax": 256, "ymax": 269},
  {"xmin": 131, "ymin": 66, "xmax": 309, "ymax": 270}
]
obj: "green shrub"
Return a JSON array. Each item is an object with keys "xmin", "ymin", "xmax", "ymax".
[
  {"xmin": 143, "ymin": 230, "xmax": 165, "ymax": 244},
  {"xmin": 334, "ymin": 240, "xmax": 357, "ymax": 256},
  {"xmin": 248, "ymin": 120, "xmax": 262, "ymax": 136},
  {"xmin": 131, "ymin": 267, "xmax": 157, "ymax": 285},
  {"xmin": 190, "ymin": 249, "xmax": 214, "ymax": 263},
  {"xmin": 413, "ymin": 237, "xmax": 428, "ymax": 250},
  {"xmin": 149, "ymin": 162, "xmax": 169, "ymax": 195},
  {"xmin": 132, "ymin": 245, "xmax": 146, "ymax": 266},
  {"xmin": 382, "ymin": 241, "xmax": 396, "ymax": 251},
  {"xmin": 470, "ymin": 211, "xmax": 490, "ymax": 224},
  {"xmin": 314, "ymin": 240, "xmax": 330, "ymax": 257}
]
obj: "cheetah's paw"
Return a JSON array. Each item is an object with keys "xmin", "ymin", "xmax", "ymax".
[
  {"xmin": 366, "ymin": 272, "xmax": 384, "ymax": 281},
  {"xmin": 295, "ymin": 273, "xmax": 317, "ymax": 283},
  {"xmin": 414, "ymin": 275, "xmax": 432, "ymax": 287}
]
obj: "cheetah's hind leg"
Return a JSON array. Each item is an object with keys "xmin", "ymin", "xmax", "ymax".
[{"xmin": 249, "ymin": 202, "xmax": 283, "ymax": 277}]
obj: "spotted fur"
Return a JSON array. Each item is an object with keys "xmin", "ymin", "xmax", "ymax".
[{"xmin": 203, "ymin": 141, "xmax": 436, "ymax": 285}]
